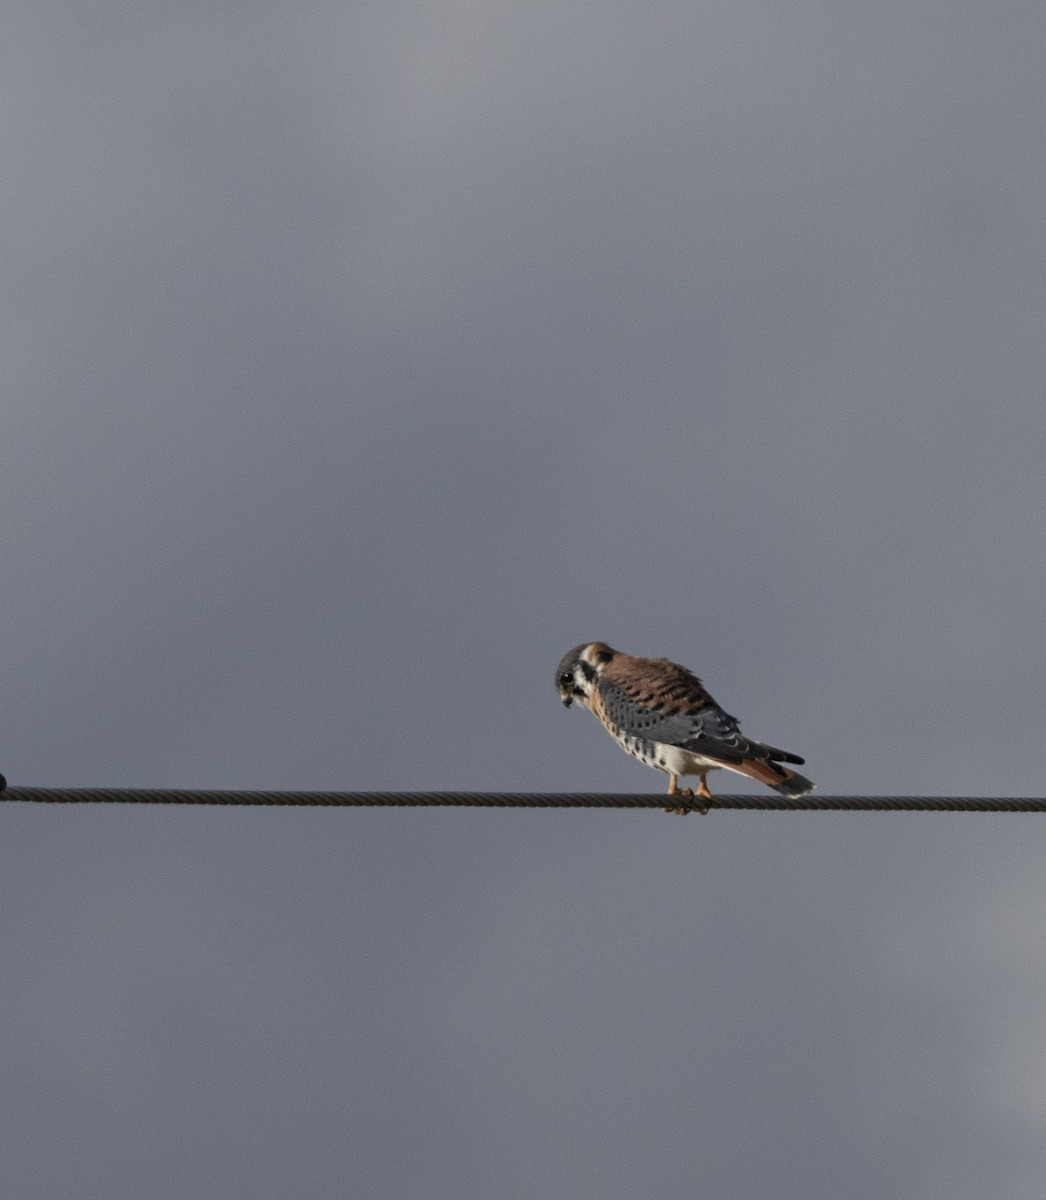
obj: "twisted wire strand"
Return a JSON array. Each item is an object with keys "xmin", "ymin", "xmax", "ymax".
[{"xmin": 1, "ymin": 783, "xmax": 1045, "ymax": 812}]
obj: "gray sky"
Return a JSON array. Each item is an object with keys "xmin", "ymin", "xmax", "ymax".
[{"xmin": 3, "ymin": 2, "xmax": 1046, "ymax": 1197}]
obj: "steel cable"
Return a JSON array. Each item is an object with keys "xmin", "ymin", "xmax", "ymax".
[{"xmin": 1, "ymin": 782, "xmax": 1045, "ymax": 812}]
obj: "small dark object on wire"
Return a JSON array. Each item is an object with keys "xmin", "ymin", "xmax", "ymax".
[{"xmin": 0, "ymin": 781, "xmax": 1045, "ymax": 812}]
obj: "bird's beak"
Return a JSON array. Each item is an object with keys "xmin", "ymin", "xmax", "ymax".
[{"xmin": 560, "ymin": 693, "xmax": 573, "ymax": 708}]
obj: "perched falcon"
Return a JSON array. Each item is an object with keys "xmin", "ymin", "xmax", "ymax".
[{"xmin": 555, "ymin": 642, "xmax": 814, "ymax": 812}]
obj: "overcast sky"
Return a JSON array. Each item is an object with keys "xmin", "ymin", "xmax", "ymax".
[{"xmin": 3, "ymin": 2, "xmax": 1046, "ymax": 1197}]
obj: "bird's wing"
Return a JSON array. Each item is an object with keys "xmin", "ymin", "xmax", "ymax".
[
  {"xmin": 597, "ymin": 655, "xmax": 804, "ymax": 767},
  {"xmin": 595, "ymin": 675, "xmax": 750, "ymax": 763}
]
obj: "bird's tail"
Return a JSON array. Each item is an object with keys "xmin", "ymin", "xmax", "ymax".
[
  {"xmin": 735, "ymin": 755, "xmax": 816, "ymax": 798},
  {"xmin": 768, "ymin": 768, "xmax": 815, "ymax": 798}
]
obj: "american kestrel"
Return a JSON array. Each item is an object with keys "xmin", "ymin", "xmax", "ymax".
[{"xmin": 556, "ymin": 642, "xmax": 814, "ymax": 813}]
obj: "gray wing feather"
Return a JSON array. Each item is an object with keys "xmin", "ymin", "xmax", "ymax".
[
  {"xmin": 596, "ymin": 677, "xmax": 805, "ymax": 767},
  {"xmin": 597, "ymin": 678, "xmax": 752, "ymax": 764}
]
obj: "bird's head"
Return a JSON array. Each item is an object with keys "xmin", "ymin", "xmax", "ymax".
[{"xmin": 555, "ymin": 642, "xmax": 618, "ymax": 708}]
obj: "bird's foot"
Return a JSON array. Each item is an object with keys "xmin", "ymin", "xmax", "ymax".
[
  {"xmin": 662, "ymin": 782, "xmax": 712, "ymax": 816},
  {"xmin": 663, "ymin": 785, "xmax": 698, "ymax": 816}
]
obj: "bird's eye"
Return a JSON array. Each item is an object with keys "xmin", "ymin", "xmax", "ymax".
[{"xmin": 559, "ymin": 672, "xmax": 573, "ymax": 688}]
